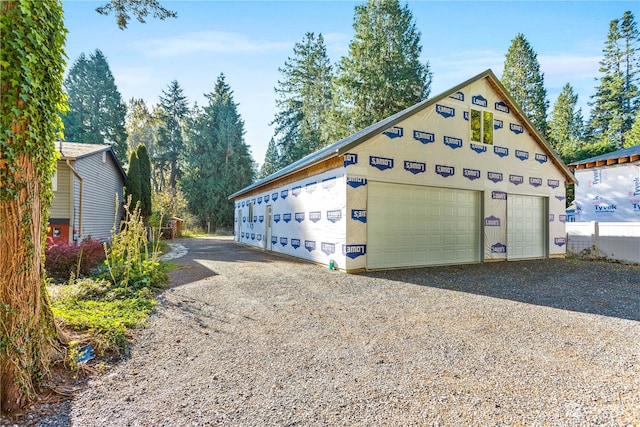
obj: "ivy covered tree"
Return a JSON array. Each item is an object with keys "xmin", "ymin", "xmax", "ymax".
[
  {"xmin": 588, "ymin": 11, "xmax": 639, "ymax": 148},
  {"xmin": 332, "ymin": 0, "xmax": 431, "ymax": 140},
  {"xmin": 501, "ymin": 33, "xmax": 549, "ymax": 139},
  {"xmin": 0, "ymin": 0, "xmax": 67, "ymax": 413},
  {"xmin": 62, "ymin": 49, "xmax": 128, "ymax": 163},
  {"xmin": 182, "ymin": 74, "xmax": 254, "ymax": 231},
  {"xmin": 271, "ymin": 32, "xmax": 333, "ymax": 166},
  {"xmin": 548, "ymin": 83, "xmax": 584, "ymax": 162},
  {"xmin": 156, "ymin": 80, "xmax": 189, "ymax": 190}
]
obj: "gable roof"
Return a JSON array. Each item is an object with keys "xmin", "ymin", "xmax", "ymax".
[
  {"xmin": 569, "ymin": 144, "xmax": 640, "ymax": 170},
  {"xmin": 230, "ymin": 69, "xmax": 575, "ymax": 199},
  {"xmin": 57, "ymin": 141, "xmax": 126, "ymax": 181}
]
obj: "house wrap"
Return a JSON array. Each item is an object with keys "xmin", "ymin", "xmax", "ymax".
[{"xmin": 230, "ymin": 69, "xmax": 575, "ymax": 272}]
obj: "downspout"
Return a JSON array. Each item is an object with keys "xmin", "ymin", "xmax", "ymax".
[{"xmin": 66, "ymin": 159, "xmax": 83, "ymax": 241}]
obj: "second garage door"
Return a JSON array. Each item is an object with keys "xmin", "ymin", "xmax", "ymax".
[
  {"xmin": 367, "ymin": 182, "xmax": 481, "ymax": 269},
  {"xmin": 507, "ymin": 195, "xmax": 547, "ymax": 259}
]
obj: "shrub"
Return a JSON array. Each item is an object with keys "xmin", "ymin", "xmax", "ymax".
[
  {"xmin": 102, "ymin": 196, "xmax": 167, "ymax": 293},
  {"xmin": 45, "ymin": 238, "xmax": 105, "ymax": 280}
]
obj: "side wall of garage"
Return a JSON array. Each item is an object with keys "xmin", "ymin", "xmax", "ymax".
[{"xmin": 234, "ymin": 168, "xmax": 349, "ymax": 269}]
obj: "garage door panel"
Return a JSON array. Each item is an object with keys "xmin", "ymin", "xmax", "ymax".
[
  {"xmin": 508, "ymin": 195, "xmax": 546, "ymax": 259},
  {"xmin": 368, "ymin": 182, "xmax": 480, "ymax": 269}
]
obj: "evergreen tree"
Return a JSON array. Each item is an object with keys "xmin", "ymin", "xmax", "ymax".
[
  {"xmin": 588, "ymin": 11, "xmax": 639, "ymax": 148},
  {"xmin": 271, "ymin": 32, "xmax": 333, "ymax": 165},
  {"xmin": 260, "ymin": 137, "xmax": 281, "ymax": 179},
  {"xmin": 125, "ymin": 149, "xmax": 141, "ymax": 211},
  {"xmin": 156, "ymin": 80, "xmax": 189, "ymax": 190},
  {"xmin": 332, "ymin": 0, "xmax": 431, "ymax": 139},
  {"xmin": 502, "ymin": 34, "xmax": 549, "ymax": 139},
  {"xmin": 548, "ymin": 83, "xmax": 584, "ymax": 161},
  {"xmin": 62, "ymin": 49, "xmax": 128, "ymax": 163},
  {"xmin": 182, "ymin": 74, "xmax": 254, "ymax": 231},
  {"xmin": 96, "ymin": 0, "xmax": 177, "ymax": 29},
  {"xmin": 623, "ymin": 110, "xmax": 640, "ymax": 148},
  {"xmin": 126, "ymin": 98, "xmax": 156, "ymax": 153},
  {"xmin": 136, "ymin": 144, "xmax": 152, "ymax": 218}
]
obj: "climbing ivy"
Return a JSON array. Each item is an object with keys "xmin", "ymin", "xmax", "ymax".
[
  {"xmin": 1, "ymin": 0, "xmax": 67, "ymax": 206},
  {"xmin": 0, "ymin": 0, "xmax": 68, "ymax": 412}
]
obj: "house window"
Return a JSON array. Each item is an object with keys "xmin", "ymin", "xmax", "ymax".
[
  {"xmin": 470, "ymin": 109, "xmax": 493, "ymax": 145},
  {"xmin": 248, "ymin": 202, "xmax": 254, "ymax": 223},
  {"xmin": 52, "ymin": 169, "xmax": 58, "ymax": 192}
]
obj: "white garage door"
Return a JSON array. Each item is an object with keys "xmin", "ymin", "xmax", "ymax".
[
  {"xmin": 367, "ymin": 182, "xmax": 480, "ymax": 269},
  {"xmin": 507, "ymin": 195, "xmax": 546, "ymax": 259}
]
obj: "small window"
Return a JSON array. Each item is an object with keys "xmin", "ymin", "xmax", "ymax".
[
  {"xmin": 52, "ymin": 169, "xmax": 58, "ymax": 192},
  {"xmin": 470, "ymin": 109, "xmax": 493, "ymax": 145},
  {"xmin": 248, "ymin": 202, "xmax": 254, "ymax": 223}
]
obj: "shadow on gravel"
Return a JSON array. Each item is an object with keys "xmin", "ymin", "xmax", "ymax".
[
  {"xmin": 167, "ymin": 237, "xmax": 307, "ymax": 288},
  {"xmin": 365, "ymin": 258, "xmax": 640, "ymax": 322}
]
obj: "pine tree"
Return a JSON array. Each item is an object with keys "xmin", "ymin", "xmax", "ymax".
[
  {"xmin": 125, "ymin": 149, "xmax": 142, "ymax": 211},
  {"xmin": 182, "ymin": 74, "xmax": 254, "ymax": 231},
  {"xmin": 548, "ymin": 83, "xmax": 584, "ymax": 161},
  {"xmin": 333, "ymin": 0, "xmax": 431, "ymax": 139},
  {"xmin": 96, "ymin": 0, "xmax": 176, "ymax": 29},
  {"xmin": 136, "ymin": 144, "xmax": 152, "ymax": 218},
  {"xmin": 623, "ymin": 110, "xmax": 640, "ymax": 148},
  {"xmin": 271, "ymin": 32, "xmax": 333, "ymax": 166},
  {"xmin": 501, "ymin": 34, "xmax": 549, "ymax": 139},
  {"xmin": 260, "ymin": 137, "xmax": 281, "ymax": 179},
  {"xmin": 589, "ymin": 11, "xmax": 639, "ymax": 148},
  {"xmin": 156, "ymin": 80, "xmax": 189, "ymax": 189},
  {"xmin": 62, "ymin": 49, "xmax": 128, "ymax": 163}
]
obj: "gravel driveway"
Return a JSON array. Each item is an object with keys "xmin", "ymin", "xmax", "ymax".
[{"xmin": 25, "ymin": 237, "xmax": 640, "ymax": 425}]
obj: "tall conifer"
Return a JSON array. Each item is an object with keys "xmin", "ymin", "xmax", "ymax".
[
  {"xmin": 501, "ymin": 34, "xmax": 549, "ymax": 139},
  {"xmin": 589, "ymin": 11, "xmax": 639, "ymax": 148},
  {"xmin": 63, "ymin": 49, "xmax": 128, "ymax": 163},
  {"xmin": 333, "ymin": 0, "xmax": 431, "ymax": 139}
]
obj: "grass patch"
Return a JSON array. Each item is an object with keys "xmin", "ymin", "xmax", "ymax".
[{"xmin": 51, "ymin": 295, "xmax": 155, "ymax": 353}]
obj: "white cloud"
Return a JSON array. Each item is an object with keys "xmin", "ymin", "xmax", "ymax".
[
  {"xmin": 135, "ymin": 30, "xmax": 293, "ymax": 57},
  {"xmin": 539, "ymin": 54, "xmax": 601, "ymax": 85}
]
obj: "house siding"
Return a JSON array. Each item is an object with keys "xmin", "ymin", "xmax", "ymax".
[
  {"xmin": 51, "ymin": 161, "xmax": 71, "ymax": 219},
  {"xmin": 74, "ymin": 151, "xmax": 124, "ymax": 241}
]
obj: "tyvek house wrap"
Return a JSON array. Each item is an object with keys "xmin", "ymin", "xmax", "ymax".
[
  {"xmin": 573, "ymin": 164, "xmax": 640, "ymax": 222},
  {"xmin": 235, "ymin": 169, "xmax": 350, "ymax": 270}
]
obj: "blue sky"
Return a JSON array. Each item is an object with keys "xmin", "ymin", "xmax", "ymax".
[{"xmin": 63, "ymin": 1, "xmax": 638, "ymax": 166}]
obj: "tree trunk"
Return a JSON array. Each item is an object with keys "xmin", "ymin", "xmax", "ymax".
[{"xmin": 0, "ymin": 153, "xmax": 60, "ymax": 414}]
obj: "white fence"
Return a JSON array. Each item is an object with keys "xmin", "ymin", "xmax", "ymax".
[{"xmin": 566, "ymin": 222, "xmax": 640, "ymax": 263}]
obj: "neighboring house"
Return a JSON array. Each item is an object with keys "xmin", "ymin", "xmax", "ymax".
[
  {"xmin": 229, "ymin": 69, "xmax": 575, "ymax": 272},
  {"xmin": 569, "ymin": 145, "xmax": 640, "ymax": 222},
  {"xmin": 566, "ymin": 145, "xmax": 640, "ymax": 263},
  {"xmin": 49, "ymin": 142, "xmax": 126, "ymax": 244}
]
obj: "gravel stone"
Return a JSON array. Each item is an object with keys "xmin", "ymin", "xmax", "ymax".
[{"xmin": 4, "ymin": 236, "xmax": 639, "ymax": 426}]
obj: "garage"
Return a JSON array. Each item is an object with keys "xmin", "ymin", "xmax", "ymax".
[
  {"xmin": 367, "ymin": 182, "xmax": 481, "ymax": 269},
  {"xmin": 230, "ymin": 70, "xmax": 574, "ymax": 272},
  {"xmin": 507, "ymin": 195, "xmax": 547, "ymax": 259}
]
